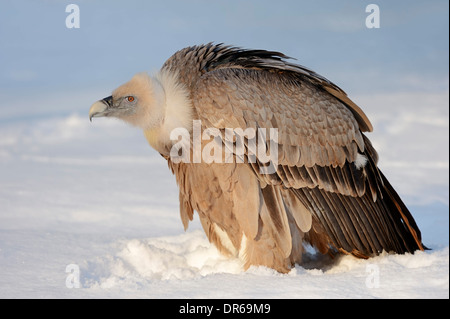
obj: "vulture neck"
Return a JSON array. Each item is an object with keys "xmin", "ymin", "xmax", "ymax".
[{"xmin": 144, "ymin": 69, "xmax": 193, "ymax": 154}]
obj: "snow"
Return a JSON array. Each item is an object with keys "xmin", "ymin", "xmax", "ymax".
[
  {"xmin": 0, "ymin": 0, "xmax": 448, "ymax": 300},
  {"xmin": 0, "ymin": 88, "xmax": 448, "ymax": 299},
  {"xmin": 83, "ymin": 232, "xmax": 449, "ymax": 299}
]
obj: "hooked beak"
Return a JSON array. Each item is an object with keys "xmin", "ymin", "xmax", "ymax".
[{"xmin": 89, "ymin": 96, "xmax": 113, "ymax": 122}]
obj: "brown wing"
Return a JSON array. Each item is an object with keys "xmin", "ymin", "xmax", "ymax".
[{"xmin": 192, "ymin": 67, "xmax": 424, "ymax": 257}]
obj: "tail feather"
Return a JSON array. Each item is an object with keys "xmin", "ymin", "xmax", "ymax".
[
  {"xmin": 378, "ymin": 170, "xmax": 425, "ymax": 252},
  {"xmin": 295, "ymin": 169, "xmax": 425, "ymax": 257}
]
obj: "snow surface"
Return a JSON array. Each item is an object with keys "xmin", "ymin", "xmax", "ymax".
[{"xmin": 0, "ymin": 90, "xmax": 448, "ymax": 299}]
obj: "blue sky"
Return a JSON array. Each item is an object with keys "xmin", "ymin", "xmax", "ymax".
[{"xmin": 0, "ymin": 0, "xmax": 448, "ymax": 118}]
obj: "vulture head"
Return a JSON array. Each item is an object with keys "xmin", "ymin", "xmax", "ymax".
[
  {"xmin": 89, "ymin": 71, "xmax": 192, "ymax": 154},
  {"xmin": 89, "ymin": 73, "xmax": 165, "ymax": 130}
]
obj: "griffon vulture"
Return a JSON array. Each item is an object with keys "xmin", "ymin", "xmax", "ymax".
[{"xmin": 89, "ymin": 43, "xmax": 424, "ymax": 273}]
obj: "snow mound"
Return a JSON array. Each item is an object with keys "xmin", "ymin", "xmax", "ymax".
[
  {"xmin": 82, "ymin": 231, "xmax": 449, "ymax": 298},
  {"xmin": 86, "ymin": 231, "xmax": 244, "ymax": 288}
]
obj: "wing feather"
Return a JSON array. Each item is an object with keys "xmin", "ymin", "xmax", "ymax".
[{"xmin": 191, "ymin": 64, "xmax": 423, "ymax": 257}]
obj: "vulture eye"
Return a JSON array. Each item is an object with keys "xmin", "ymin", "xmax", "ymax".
[{"xmin": 127, "ymin": 96, "xmax": 135, "ymax": 102}]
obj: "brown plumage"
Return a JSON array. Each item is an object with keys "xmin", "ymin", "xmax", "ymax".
[{"xmin": 89, "ymin": 43, "xmax": 425, "ymax": 273}]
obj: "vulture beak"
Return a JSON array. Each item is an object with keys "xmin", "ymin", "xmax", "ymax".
[{"xmin": 89, "ymin": 96, "xmax": 113, "ymax": 122}]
